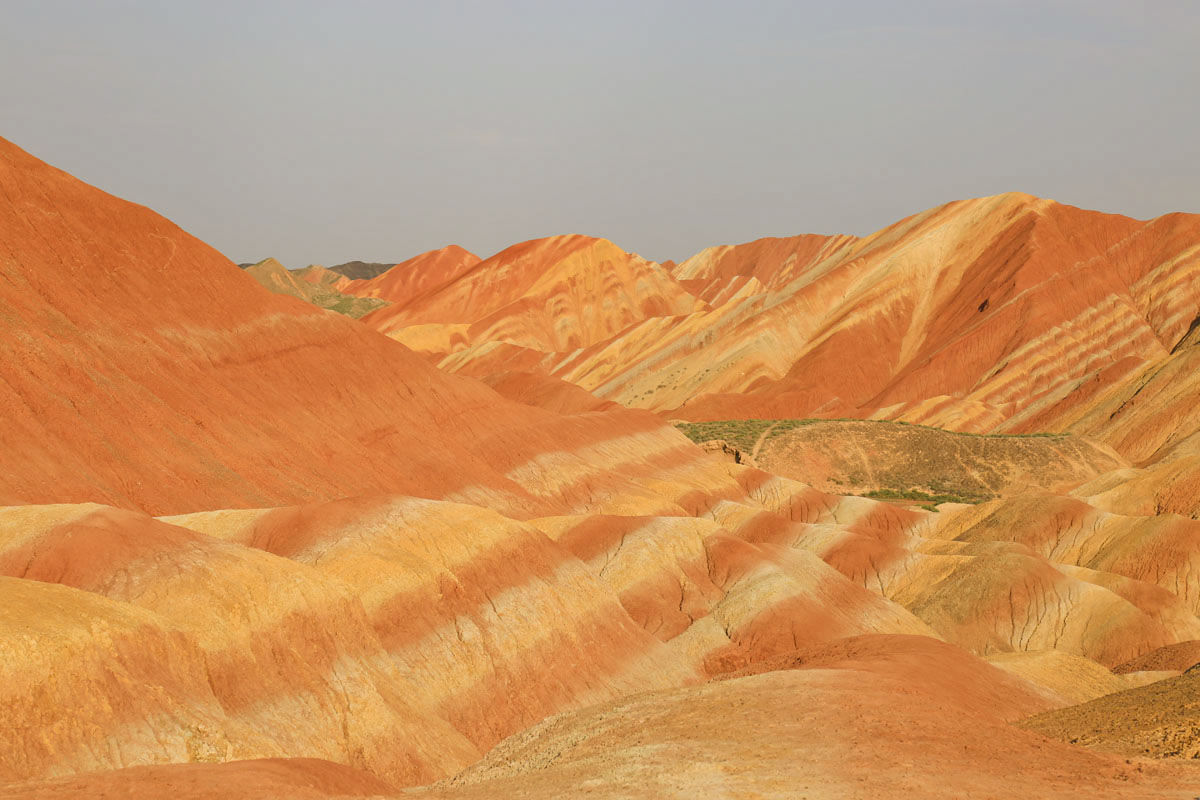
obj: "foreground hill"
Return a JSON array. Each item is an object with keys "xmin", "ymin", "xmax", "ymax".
[
  {"xmin": 7, "ymin": 630, "xmax": 1198, "ymax": 798},
  {"xmin": 408, "ymin": 636, "xmax": 1198, "ymax": 799},
  {"xmin": 7, "ymin": 474, "xmax": 1200, "ymax": 795},
  {"xmin": 1022, "ymin": 667, "xmax": 1200, "ymax": 760}
]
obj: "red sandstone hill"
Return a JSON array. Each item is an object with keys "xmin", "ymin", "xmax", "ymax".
[
  {"xmin": 0, "ymin": 136, "xmax": 707, "ymax": 516},
  {"xmin": 674, "ymin": 195, "xmax": 1200, "ymax": 429},
  {"xmin": 354, "ymin": 193, "xmax": 1200, "ymax": 438},
  {"xmin": 359, "ymin": 234, "xmax": 702, "ymax": 360},
  {"xmin": 344, "ymin": 245, "xmax": 481, "ymax": 307}
]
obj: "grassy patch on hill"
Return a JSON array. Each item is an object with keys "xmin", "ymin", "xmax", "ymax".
[
  {"xmin": 672, "ymin": 419, "xmax": 782, "ymax": 453},
  {"xmin": 318, "ymin": 293, "xmax": 389, "ymax": 319},
  {"xmin": 861, "ymin": 487, "xmax": 989, "ymax": 506},
  {"xmin": 675, "ymin": 417, "xmax": 1081, "ymax": 509},
  {"xmin": 674, "ymin": 417, "xmax": 1066, "ymax": 452}
]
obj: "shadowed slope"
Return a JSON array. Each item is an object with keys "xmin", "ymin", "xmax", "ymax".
[
  {"xmin": 1021, "ymin": 669, "xmax": 1200, "ymax": 760},
  {"xmin": 327, "ymin": 260, "xmax": 395, "ymax": 280}
]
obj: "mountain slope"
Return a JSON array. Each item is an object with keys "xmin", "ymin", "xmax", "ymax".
[
  {"xmin": 344, "ymin": 245, "xmax": 481, "ymax": 306},
  {"xmin": 405, "ymin": 636, "xmax": 1199, "ymax": 799},
  {"xmin": 362, "ymin": 234, "xmax": 702, "ymax": 358},
  {"xmin": 359, "ymin": 194, "xmax": 1200, "ymax": 436},
  {"xmin": 0, "ymin": 136, "xmax": 715, "ymax": 515},
  {"xmin": 665, "ymin": 194, "xmax": 1200, "ymax": 427}
]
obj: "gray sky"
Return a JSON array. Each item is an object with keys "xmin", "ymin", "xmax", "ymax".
[{"xmin": 3, "ymin": 1, "xmax": 1197, "ymax": 266}]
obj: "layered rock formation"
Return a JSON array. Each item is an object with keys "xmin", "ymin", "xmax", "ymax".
[
  {"xmin": 352, "ymin": 194, "xmax": 1200, "ymax": 439},
  {"xmin": 361, "ymin": 235, "xmax": 702, "ymax": 369},
  {"xmin": 5, "ymin": 133, "xmax": 1200, "ymax": 798},
  {"xmin": 11, "ymin": 480, "xmax": 1200, "ymax": 795}
]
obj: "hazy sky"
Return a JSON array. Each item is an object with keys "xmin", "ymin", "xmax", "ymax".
[{"xmin": 3, "ymin": 1, "xmax": 1198, "ymax": 266}]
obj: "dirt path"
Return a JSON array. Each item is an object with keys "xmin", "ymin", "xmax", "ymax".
[{"xmin": 750, "ymin": 421, "xmax": 784, "ymax": 463}]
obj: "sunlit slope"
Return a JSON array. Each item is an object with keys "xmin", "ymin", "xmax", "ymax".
[
  {"xmin": 363, "ymin": 234, "xmax": 703, "ymax": 360},
  {"xmin": 0, "ymin": 483, "xmax": 963, "ymax": 786},
  {"xmin": 404, "ymin": 636, "xmax": 1199, "ymax": 800},
  {"xmin": 0, "ymin": 136, "xmax": 725, "ymax": 516},
  {"xmin": 676, "ymin": 194, "xmax": 1200, "ymax": 426},
  {"xmin": 345, "ymin": 245, "xmax": 481, "ymax": 306},
  {"xmin": 1022, "ymin": 329, "xmax": 1200, "ymax": 518},
  {"xmin": 16, "ymin": 456, "xmax": 1197, "ymax": 788},
  {"xmin": 364, "ymin": 193, "xmax": 1200, "ymax": 433},
  {"xmin": 14, "ymin": 638, "xmax": 1199, "ymax": 799}
]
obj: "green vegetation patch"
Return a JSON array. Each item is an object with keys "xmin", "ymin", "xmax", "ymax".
[
  {"xmin": 674, "ymin": 416, "xmax": 1066, "ymax": 452},
  {"xmin": 674, "ymin": 417, "xmax": 1072, "ymax": 509},
  {"xmin": 861, "ymin": 487, "xmax": 989, "ymax": 506},
  {"xmin": 675, "ymin": 419, "xmax": 789, "ymax": 452},
  {"xmin": 320, "ymin": 294, "xmax": 389, "ymax": 319}
]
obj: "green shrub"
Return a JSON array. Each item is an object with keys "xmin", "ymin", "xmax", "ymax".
[{"xmin": 862, "ymin": 488, "xmax": 984, "ymax": 505}]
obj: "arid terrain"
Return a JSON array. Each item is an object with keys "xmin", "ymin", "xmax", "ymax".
[{"xmin": 5, "ymin": 134, "xmax": 1200, "ymax": 799}]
